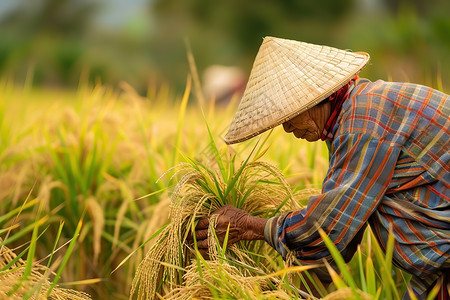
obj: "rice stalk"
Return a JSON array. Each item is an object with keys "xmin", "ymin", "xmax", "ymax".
[{"xmin": 85, "ymin": 197, "xmax": 105, "ymax": 266}]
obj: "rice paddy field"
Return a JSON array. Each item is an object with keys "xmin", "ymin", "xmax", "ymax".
[{"xmin": 0, "ymin": 76, "xmax": 433, "ymax": 300}]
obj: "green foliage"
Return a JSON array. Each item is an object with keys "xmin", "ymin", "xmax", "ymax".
[{"xmin": 1, "ymin": 1, "xmax": 450, "ymax": 92}]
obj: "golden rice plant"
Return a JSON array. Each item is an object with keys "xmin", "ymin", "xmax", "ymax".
[
  {"xmin": 129, "ymin": 127, "xmax": 322, "ymax": 299},
  {"xmin": 0, "ymin": 240, "xmax": 91, "ymax": 300}
]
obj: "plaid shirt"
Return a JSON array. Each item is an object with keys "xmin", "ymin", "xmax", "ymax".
[{"xmin": 265, "ymin": 78, "xmax": 450, "ymax": 296}]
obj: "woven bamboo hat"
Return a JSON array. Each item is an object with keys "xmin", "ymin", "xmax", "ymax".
[{"xmin": 224, "ymin": 36, "xmax": 370, "ymax": 144}]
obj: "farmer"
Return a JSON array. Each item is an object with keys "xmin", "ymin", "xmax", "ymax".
[{"xmin": 193, "ymin": 37, "xmax": 449, "ymax": 299}]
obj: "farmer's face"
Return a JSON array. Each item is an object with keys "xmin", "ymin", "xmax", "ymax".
[{"xmin": 282, "ymin": 110, "xmax": 321, "ymax": 142}]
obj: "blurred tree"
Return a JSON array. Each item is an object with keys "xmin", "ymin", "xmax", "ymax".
[
  {"xmin": 340, "ymin": 0, "xmax": 450, "ymax": 89},
  {"xmin": 151, "ymin": 0, "xmax": 355, "ymax": 91},
  {"xmin": 0, "ymin": 0, "xmax": 97, "ymax": 36},
  {"xmin": 0, "ymin": 0, "xmax": 98, "ymax": 86}
]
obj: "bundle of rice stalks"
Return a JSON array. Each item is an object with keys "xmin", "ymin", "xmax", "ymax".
[
  {"xmin": 0, "ymin": 242, "xmax": 92, "ymax": 300},
  {"xmin": 130, "ymin": 139, "xmax": 321, "ymax": 299}
]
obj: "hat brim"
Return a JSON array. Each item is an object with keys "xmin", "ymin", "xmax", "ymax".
[{"xmin": 224, "ymin": 37, "xmax": 370, "ymax": 145}]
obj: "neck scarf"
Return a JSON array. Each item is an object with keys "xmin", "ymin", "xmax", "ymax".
[{"xmin": 320, "ymin": 76, "xmax": 359, "ymax": 141}]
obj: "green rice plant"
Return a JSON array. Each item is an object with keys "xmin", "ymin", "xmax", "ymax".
[
  {"xmin": 27, "ymin": 83, "xmax": 173, "ymax": 297},
  {"xmin": 317, "ymin": 227, "xmax": 415, "ymax": 300}
]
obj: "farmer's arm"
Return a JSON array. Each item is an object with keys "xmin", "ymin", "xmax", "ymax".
[
  {"xmin": 194, "ymin": 134, "xmax": 401, "ymax": 261},
  {"xmin": 265, "ymin": 133, "xmax": 400, "ymax": 262}
]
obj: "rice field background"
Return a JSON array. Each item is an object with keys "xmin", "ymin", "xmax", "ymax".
[{"xmin": 2, "ymin": 72, "xmax": 438, "ymax": 299}]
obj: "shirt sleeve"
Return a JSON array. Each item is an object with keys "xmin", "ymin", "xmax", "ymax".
[{"xmin": 265, "ymin": 133, "xmax": 401, "ymax": 263}]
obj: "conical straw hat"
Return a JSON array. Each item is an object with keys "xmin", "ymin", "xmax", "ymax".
[{"xmin": 224, "ymin": 37, "xmax": 370, "ymax": 144}]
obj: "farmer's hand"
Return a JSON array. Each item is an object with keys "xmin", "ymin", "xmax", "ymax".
[{"xmin": 190, "ymin": 204, "xmax": 267, "ymax": 257}]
